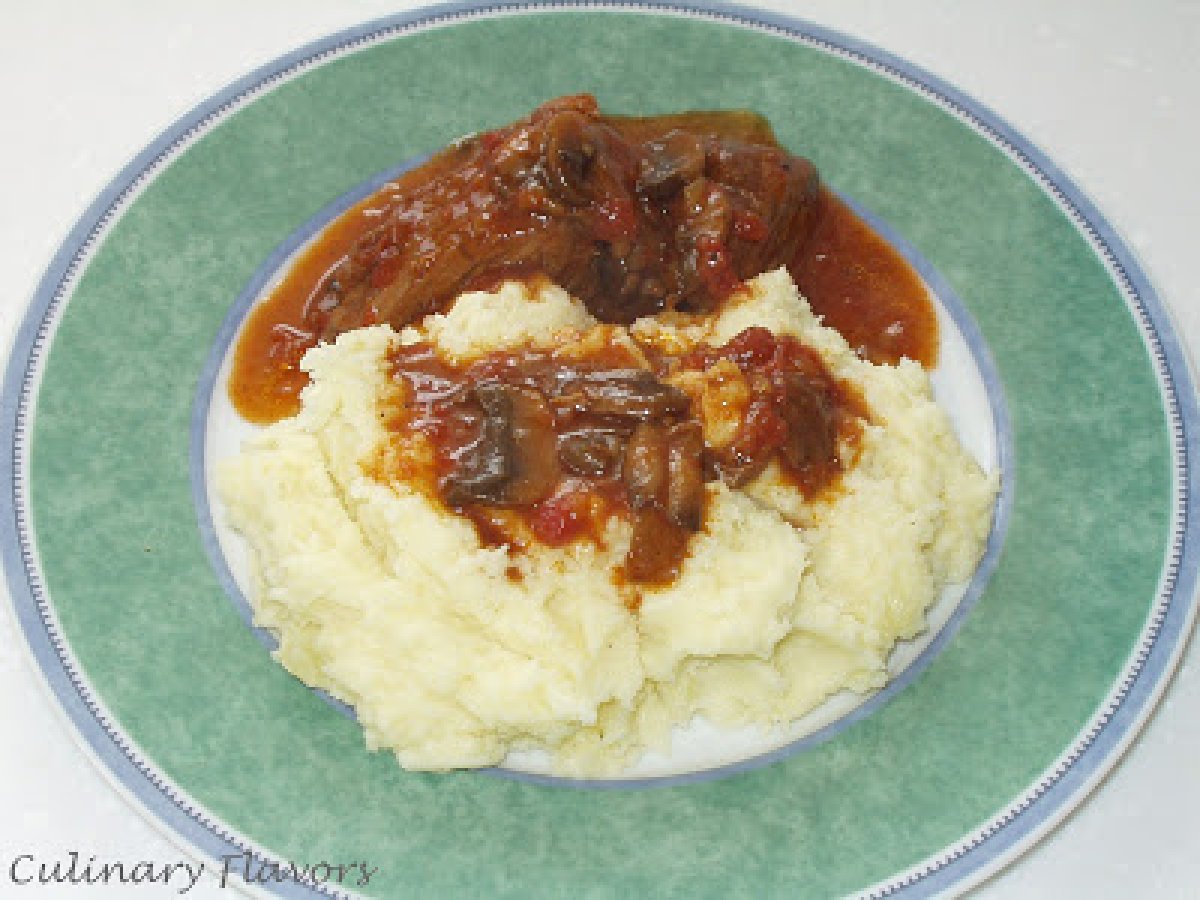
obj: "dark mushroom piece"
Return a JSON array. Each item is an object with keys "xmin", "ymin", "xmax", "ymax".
[
  {"xmin": 624, "ymin": 507, "xmax": 691, "ymax": 585},
  {"xmin": 558, "ymin": 429, "xmax": 623, "ymax": 477},
  {"xmin": 552, "ymin": 369, "xmax": 691, "ymax": 421},
  {"xmin": 665, "ymin": 422, "xmax": 705, "ymax": 530},
  {"xmin": 442, "ymin": 409, "xmax": 513, "ymax": 506},
  {"xmin": 442, "ymin": 382, "xmax": 560, "ymax": 506},
  {"xmin": 620, "ymin": 421, "xmax": 707, "ymax": 584},
  {"xmin": 622, "ymin": 423, "xmax": 670, "ymax": 509}
]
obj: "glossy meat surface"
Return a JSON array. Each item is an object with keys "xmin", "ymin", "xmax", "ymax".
[{"xmin": 309, "ymin": 94, "xmax": 820, "ymax": 337}]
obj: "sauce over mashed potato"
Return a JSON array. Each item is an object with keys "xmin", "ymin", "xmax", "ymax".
[
  {"xmin": 218, "ymin": 269, "xmax": 997, "ymax": 775},
  {"xmin": 377, "ymin": 301, "xmax": 870, "ymax": 587}
]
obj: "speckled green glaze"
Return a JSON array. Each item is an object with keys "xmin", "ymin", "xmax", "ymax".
[{"xmin": 28, "ymin": 11, "xmax": 1169, "ymax": 898}]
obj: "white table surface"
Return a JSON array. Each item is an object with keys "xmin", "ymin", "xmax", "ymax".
[{"xmin": 2, "ymin": 2, "xmax": 1197, "ymax": 897}]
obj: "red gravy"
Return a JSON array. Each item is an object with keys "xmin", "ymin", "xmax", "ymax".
[
  {"xmin": 791, "ymin": 190, "xmax": 937, "ymax": 369},
  {"xmin": 228, "ymin": 98, "xmax": 936, "ymax": 425},
  {"xmin": 371, "ymin": 327, "xmax": 866, "ymax": 586}
]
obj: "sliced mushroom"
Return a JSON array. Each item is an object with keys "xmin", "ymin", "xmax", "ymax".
[
  {"xmin": 665, "ymin": 422, "xmax": 705, "ymax": 530},
  {"xmin": 441, "ymin": 381, "xmax": 559, "ymax": 506},
  {"xmin": 709, "ymin": 452, "xmax": 770, "ymax": 489},
  {"xmin": 552, "ymin": 369, "xmax": 691, "ymax": 421},
  {"xmin": 622, "ymin": 423, "xmax": 669, "ymax": 509},
  {"xmin": 443, "ymin": 406, "xmax": 514, "ymax": 507},
  {"xmin": 558, "ymin": 429, "xmax": 623, "ymax": 477},
  {"xmin": 624, "ymin": 507, "xmax": 691, "ymax": 585}
]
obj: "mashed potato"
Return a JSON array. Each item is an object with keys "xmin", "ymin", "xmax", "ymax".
[{"xmin": 218, "ymin": 270, "xmax": 997, "ymax": 775}]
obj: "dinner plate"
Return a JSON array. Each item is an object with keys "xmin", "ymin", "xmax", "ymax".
[{"xmin": 3, "ymin": 2, "xmax": 1196, "ymax": 897}]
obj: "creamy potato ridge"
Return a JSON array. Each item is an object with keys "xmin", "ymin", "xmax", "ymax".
[{"xmin": 218, "ymin": 269, "xmax": 997, "ymax": 775}]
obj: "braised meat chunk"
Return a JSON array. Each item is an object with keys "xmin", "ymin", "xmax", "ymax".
[{"xmin": 309, "ymin": 94, "xmax": 820, "ymax": 338}]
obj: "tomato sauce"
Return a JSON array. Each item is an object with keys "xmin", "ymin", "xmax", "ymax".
[
  {"xmin": 789, "ymin": 189, "xmax": 937, "ymax": 368},
  {"xmin": 230, "ymin": 189, "xmax": 935, "ymax": 425},
  {"xmin": 228, "ymin": 101, "xmax": 937, "ymax": 425}
]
